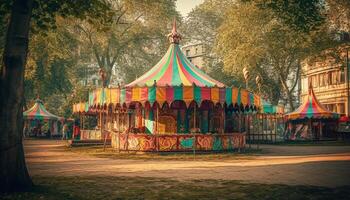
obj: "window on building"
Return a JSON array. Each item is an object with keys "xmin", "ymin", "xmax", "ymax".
[
  {"xmin": 340, "ymin": 69, "xmax": 345, "ymax": 83},
  {"xmin": 338, "ymin": 103, "xmax": 345, "ymax": 114},
  {"xmin": 328, "ymin": 71, "xmax": 338, "ymax": 85},
  {"xmin": 195, "ymin": 48, "xmax": 198, "ymax": 55},
  {"xmin": 326, "ymin": 104, "xmax": 335, "ymax": 112},
  {"xmin": 319, "ymin": 73, "xmax": 325, "ymax": 87},
  {"xmin": 186, "ymin": 50, "xmax": 190, "ymax": 56},
  {"xmin": 312, "ymin": 75, "xmax": 318, "ymax": 87}
]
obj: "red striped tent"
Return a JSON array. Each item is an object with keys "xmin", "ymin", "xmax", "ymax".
[
  {"xmin": 286, "ymin": 83, "xmax": 339, "ymax": 120},
  {"xmin": 24, "ymin": 99, "xmax": 63, "ymax": 121}
]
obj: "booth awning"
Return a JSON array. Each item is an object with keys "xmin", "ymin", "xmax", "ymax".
[
  {"xmin": 24, "ymin": 99, "xmax": 63, "ymax": 121},
  {"xmin": 285, "ymin": 83, "xmax": 339, "ymax": 120}
]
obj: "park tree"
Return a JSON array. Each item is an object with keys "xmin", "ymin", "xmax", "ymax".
[
  {"xmin": 70, "ymin": 0, "xmax": 179, "ymax": 85},
  {"xmin": 0, "ymin": 0, "xmax": 112, "ymax": 192},
  {"xmin": 184, "ymin": 0, "xmax": 282, "ymax": 103},
  {"xmin": 215, "ymin": 1, "xmax": 336, "ymax": 110}
]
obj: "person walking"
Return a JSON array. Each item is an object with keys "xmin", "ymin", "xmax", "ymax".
[{"xmin": 62, "ymin": 123, "xmax": 68, "ymax": 140}]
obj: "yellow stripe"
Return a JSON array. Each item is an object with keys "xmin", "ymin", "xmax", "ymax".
[{"xmin": 177, "ymin": 57, "xmax": 191, "ymax": 86}]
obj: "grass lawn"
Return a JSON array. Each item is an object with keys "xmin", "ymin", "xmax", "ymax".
[
  {"xmin": 67, "ymin": 146, "xmax": 262, "ymax": 161},
  {"xmin": 1, "ymin": 176, "xmax": 349, "ymax": 200}
]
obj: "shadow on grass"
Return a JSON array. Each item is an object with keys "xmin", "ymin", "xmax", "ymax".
[
  {"xmin": 66, "ymin": 146, "xmax": 263, "ymax": 161},
  {"xmin": 1, "ymin": 176, "xmax": 350, "ymax": 200}
]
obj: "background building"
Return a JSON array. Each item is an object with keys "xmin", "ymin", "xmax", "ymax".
[
  {"xmin": 300, "ymin": 46, "xmax": 349, "ymax": 116},
  {"xmin": 181, "ymin": 43, "xmax": 205, "ymax": 68}
]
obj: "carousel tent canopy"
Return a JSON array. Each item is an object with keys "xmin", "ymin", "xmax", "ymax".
[
  {"xmin": 73, "ymin": 20, "xmax": 266, "ymax": 112},
  {"xmin": 126, "ymin": 20, "xmax": 225, "ymax": 88},
  {"xmin": 23, "ymin": 99, "xmax": 63, "ymax": 121},
  {"xmin": 286, "ymin": 83, "xmax": 339, "ymax": 120}
]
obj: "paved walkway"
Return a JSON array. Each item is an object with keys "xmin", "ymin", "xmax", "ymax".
[{"xmin": 24, "ymin": 139, "xmax": 350, "ymax": 187}]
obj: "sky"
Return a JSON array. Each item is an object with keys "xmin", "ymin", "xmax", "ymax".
[{"xmin": 176, "ymin": 0, "xmax": 204, "ymax": 17}]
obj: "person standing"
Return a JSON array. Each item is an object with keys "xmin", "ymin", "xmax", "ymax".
[{"xmin": 62, "ymin": 123, "xmax": 68, "ymax": 140}]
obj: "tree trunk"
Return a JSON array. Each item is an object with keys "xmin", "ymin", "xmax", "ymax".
[{"xmin": 0, "ymin": 0, "xmax": 33, "ymax": 192}]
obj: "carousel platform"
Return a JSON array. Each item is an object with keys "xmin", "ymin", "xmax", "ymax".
[{"xmin": 68, "ymin": 139, "xmax": 111, "ymax": 147}]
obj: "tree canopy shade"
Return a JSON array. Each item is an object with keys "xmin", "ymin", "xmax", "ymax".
[{"xmin": 0, "ymin": 0, "xmax": 113, "ymax": 192}]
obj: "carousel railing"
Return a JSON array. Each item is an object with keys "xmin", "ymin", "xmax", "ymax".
[
  {"xmin": 111, "ymin": 132, "xmax": 246, "ymax": 152},
  {"xmin": 80, "ymin": 129, "xmax": 111, "ymax": 140}
]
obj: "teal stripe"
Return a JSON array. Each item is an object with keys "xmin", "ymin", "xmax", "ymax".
[
  {"xmin": 213, "ymin": 136, "xmax": 223, "ymax": 150},
  {"xmin": 148, "ymin": 86, "xmax": 156, "ymax": 104},
  {"xmin": 249, "ymin": 93, "xmax": 254, "ymax": 105},
  {"xmin": 194, "ymin": 86, "xmax": 201, "ymax": 104},
  {"xmin": 172, "ymin": 48, "xmax": 182, "ymax": 85},
  {"xmin": 226, "ymin": 88, "xmax": 232, "ymax": 105},
  {"xmin": 174, "ymin": 86, "xmax": 183, "ymax": 100},
  {"xmin": 307, "ymin": 100, "xmax": 313, "ymax": 118},
  {"xmin": 85, "ymin": 103, "xmax": 89, "ymax": 112},
  {"xmin": 146, "ymin": 109, "xmax": 154, "ymax": 134},
  {"xmin": 176, "ymin": 45, "xmax": 214, "ymax": 86},
  {"xmin": 120, "ymin": 89, "xmax": 126, "ymax": 104}
]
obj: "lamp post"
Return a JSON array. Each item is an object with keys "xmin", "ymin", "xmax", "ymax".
[
  {"xmin": 243, "ymin": 67, "xmax": 250, "ymax": 89},
  {"xmin": 242, "ymin": 67, "xmax": 250, "ymax": 148},
  {"xmin": 346, "ymin": 48, "xmax": 350, "ymax": 117},
  {"xmin": 99, "ymin": 68, "xmax": 107, "ymax": 150},
  {"xmin": 255, "ymin": 75, "xmax": 262, "ymax": 150}
]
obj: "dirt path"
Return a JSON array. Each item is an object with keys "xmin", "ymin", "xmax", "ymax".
[{"xmin": 24, "ymin": 139, "xmax": 350, "ymax": 187}]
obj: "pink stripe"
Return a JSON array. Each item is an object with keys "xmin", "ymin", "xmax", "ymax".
[
  {"xmin": 140, "ymin": 87, "xmax": 148, "ymax": 102},
  {"xmin": 219, "ymin": 88, "xmax": 226, "ymax": 104},
  {"xmin": 125, "ymin": 88, "xmax": 132, "ymax": 104}
]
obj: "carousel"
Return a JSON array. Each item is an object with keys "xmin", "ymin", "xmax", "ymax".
[
  {"xmin": 24, "ymin": 98, "xmax": 64, "ymax": 137},
  {"xmin": 73, "ymin": 21, "xmax": 266, "ymax": 151},
  {"xmin": 285, "ymin": 83, "xmax": 339, "ymax": 140}
]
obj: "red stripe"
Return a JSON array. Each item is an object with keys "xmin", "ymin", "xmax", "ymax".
[
  {"xmin": 166, "ymin": 87, "xmax": 174, "ymax": 102},
  {"xmin": 201, "ymin": 87, "xmax": 211, "ymax": 101},
  {"xmin": 157, "ymin": 50, "xmax": 174, "ymax": 85}
]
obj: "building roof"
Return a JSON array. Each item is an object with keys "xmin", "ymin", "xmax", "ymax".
[{"xmin": 126, "ymin": 20, "xmax": 225, "ymax": 88}]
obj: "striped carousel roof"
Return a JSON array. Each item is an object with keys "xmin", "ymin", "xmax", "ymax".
[
  {"xmin": 23, "ymin": 99, "xmax": 63, "ymax": 121},
  {"xmin": 286, "ymin": 83, "xmax": 339, "ymax": 120},
  {"xmin": 126, "ymin": 20, "xmax": 225, "ymax": 88}
]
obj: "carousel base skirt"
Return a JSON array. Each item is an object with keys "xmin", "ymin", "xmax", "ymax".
[{"xmin": 111, "ymin": 133, "xmax": 246, "ymax": 152}]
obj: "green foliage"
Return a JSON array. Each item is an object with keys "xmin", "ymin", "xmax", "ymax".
[
  {"xmin": 253, "ymin": 0, "xmax": 325, "ymax": 32},
  {"xmin": 70, "ymin": 0, "xmax": 180, "ymax": 85}
]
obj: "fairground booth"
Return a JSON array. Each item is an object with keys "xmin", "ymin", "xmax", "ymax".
[
  {"xmin": 73, "ymin": 21, "xmax": 284, "ymax": 151},
  {"xmin": 23, "ymin": 98, "xmax": 64, "ymax": 137},
  {"xmin": 285, "ymin": 83, "xmax": 339, "ymax": 140}
]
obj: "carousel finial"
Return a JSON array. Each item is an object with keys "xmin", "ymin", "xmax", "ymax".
[
  {"xmin": 167, "ymin": 18, "xmax": 182, "ymax": 44},
  {"xmin": 308, "ymin": 81, "xmax": 314, "ymax": 95}
]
